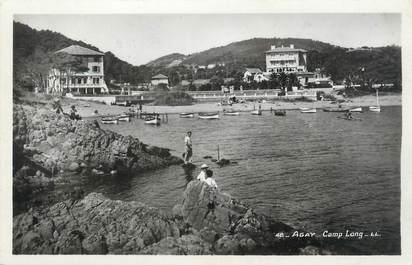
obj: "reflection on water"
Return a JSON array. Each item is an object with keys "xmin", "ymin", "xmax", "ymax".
[{"xmin": 53, "ymin": 106, "xmax": 401, "ymax": 254}]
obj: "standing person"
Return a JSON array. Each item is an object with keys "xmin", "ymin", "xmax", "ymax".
[
  {"xmin": 184, "ymin": 131, "xmax": 193, "ymax": 164},
  {"xmin": 203, "ymin": 169, "xmax": 218, "ymax": 219},
  {"xmin": 197, "ymin": 164, "xmax": 208, "ymax": 181}
]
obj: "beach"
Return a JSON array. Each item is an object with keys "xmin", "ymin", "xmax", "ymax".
[{"xmin": 49, "ymin": 93, "xmax": 402, "ymax": 118}]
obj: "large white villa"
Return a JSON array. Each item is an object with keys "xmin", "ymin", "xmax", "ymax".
[{"xmin": 47, "ymin": 45, "xmax": 109, "ymax": 94}]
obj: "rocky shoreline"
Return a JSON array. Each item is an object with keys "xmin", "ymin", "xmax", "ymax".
[
  {"xmin": 13, "ymin": 102, "xmax": 343, "ymax": 255},
  {"xmin": 13, "ymin": 103, "xmax": 182, "ymax": 213},
  {"xmin": 13, "ymin": 181, "xmax": 336, "ymax": 255}
]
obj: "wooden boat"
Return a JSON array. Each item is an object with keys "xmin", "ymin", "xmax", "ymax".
[
  {"xmin": 179, "ymin": 112, "xmax": 195, "ymax": 118},
  {"xmin": 369, "ymin": 90, "xmax": 381, "ymax": 112},
  {"xmin": 251, "ymin": 109, "xmax": 262, "ymax": 115},
  {"xmin": 300, "ymin": 108, "xmax": 317, "ymax": 113},
  {"xmin": 117, "ymin": 114, "xmax": 131, "ymax": 122},
  {"xmin": 198, "ymin": 112, "xmax": 220, "ymax": 119},
  {"xmin": 144, "ymin": 117, "xmax": 161, "ymax": 125},
  {"xmin": 274, "ymin": 110, "xmax": 286, "ymax": 116},
  {"xmin": 350, "ymin": 107, "xmax": 363, "ymax": 112},
  {"xmin": 101, "ymin": 117, "xmax": 118, "ymax": 124},
  {"xmin": 223, "ymin": 110, "xmax": 240, "ymax": 116}
]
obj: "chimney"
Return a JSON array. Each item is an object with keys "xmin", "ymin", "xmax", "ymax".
[
  {"xmin": 290, "ymin": 44, "xmax": 294, "ymax": 49},
  {"xmin": 271, "ymin": 45, "xmax": 276, "ymax": 50}
]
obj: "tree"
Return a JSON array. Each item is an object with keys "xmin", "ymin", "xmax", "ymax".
[
  {"xmin": 278, "ymin": 72, "xmax": 288, "ymax": 92},
  {"xmin": 287, "ymin": 73, "xmax": 300, "ymax": 91},
  {"xmin": 15, "ymin": 48, "xmax": 53, "ymax": 92}
]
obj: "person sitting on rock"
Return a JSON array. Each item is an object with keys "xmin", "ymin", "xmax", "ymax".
[
  {"xmin": 203, "ymin": 169, "xmax": 218, "ymax": 189},
  {"xmin": 197, "ymin": 164, "xmax": 208, "ymax": 181},
  {"xmin": 70, "ymin": 105, "xmax": 81, "ymax": 120}
]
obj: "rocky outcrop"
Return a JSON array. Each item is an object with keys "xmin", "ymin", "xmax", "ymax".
[
  {"xmin": 13, "ymin": 104, "xmax": 183, "ymax": 209},
  {"xmin": 14, "ymin": 181, "xmax": 335, "ymax": 255},
  {"xmin": 13, "ymin": 193, "xmax": 183, "ymax": 254},
  {"xmin": 13, "ymin": 104, "xmax": 182, "ymax": 174},
  {"xmin": 174, "ymin": 181, "xmax": 329, "ymax": 254}
]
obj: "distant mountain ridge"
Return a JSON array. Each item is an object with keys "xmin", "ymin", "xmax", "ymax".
[{"xmin": 14, "ymin": 21, "xmax": 401, "ymax": 89}]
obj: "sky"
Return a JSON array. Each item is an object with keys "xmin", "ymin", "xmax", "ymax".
[{"xmin": 14, "ymin": 14, "xmax": 401, "ymax": 66}]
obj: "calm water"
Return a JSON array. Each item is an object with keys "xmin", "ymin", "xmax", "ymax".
[{"xmin": 67, "ymin": 106, "xmax": 401, "ymax": 254}]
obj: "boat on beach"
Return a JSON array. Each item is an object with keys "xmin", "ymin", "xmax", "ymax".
[
  {"xmin": 101, "ymin": 116, "xmax": 118, "ymax": 124},
  {"xmin": 251, "ymin": 109, "xmax": 262, "ymax": 115},
  {"xmin": 144, "ymin": 116, "xmax": 161, "ymax": 125},
  {"xmin": 179, "ymin": 113, "xmax": 195, "ymax": 118},
  {"xmin": 300, "ymin": 108, "xmax": 317, "ymax": 113},
  {"xmin": 198, "ymin": 112, "xmax": 220, "ymax": 119}
]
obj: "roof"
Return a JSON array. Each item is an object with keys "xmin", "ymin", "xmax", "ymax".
[
  {"xmin": 56, "ymin": 45, "xmax": 104, "ymax": 56},
  {"xmin": 152, "ymin": 74, "xmax": 168, "ymax": 79},
  {"xmin": 265, "ymin": 47, "xmax": 307, "ymax": 53},
  {"xmin": 245, "ymin": 68, "xmax": 263, "ymax": 74}
]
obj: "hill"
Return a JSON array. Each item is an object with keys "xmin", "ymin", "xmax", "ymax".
[
  {"xmin": 150, "ymin": 37, "xmax": 401, "ymax": 85},
  {"xmin": 146, "ymin": 53, "xmax": 186, "ymax": 68},
  {"xmin": 13, "ymin": 22, "xmax": 144, "ymax": 89}
]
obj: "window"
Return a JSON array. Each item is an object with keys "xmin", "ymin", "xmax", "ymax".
[
  {"xmin": 93, "ymin": 78, "xmax": 100, "ymax": 84},
  {"xmin": 94, "ymin": 57, "xmax": 101, "ymax": 62},
  {"xmin": 92, "ymin": 66, "xmax": 100, "ymax": 72},
  {"xmin": 77, "ymin": 78, "xmax": 82, "ymax": 84},
  {"xmin": 61, "ymin": 78, "xmax": 66, "ymax": 85}
]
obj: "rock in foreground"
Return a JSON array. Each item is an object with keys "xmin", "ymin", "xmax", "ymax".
[{"xmin": 14, "ymin": 181, "xmax": 335, "ymax": 255}]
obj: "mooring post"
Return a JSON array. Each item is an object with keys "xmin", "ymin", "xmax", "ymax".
[{"xmin": 217, "ymin": 144, "xmax": 220, "ymax": 161}]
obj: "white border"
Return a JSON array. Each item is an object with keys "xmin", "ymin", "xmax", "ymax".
[{"xmin": 1, "ymin": 0, "xmax": 411, "ymax": 264}]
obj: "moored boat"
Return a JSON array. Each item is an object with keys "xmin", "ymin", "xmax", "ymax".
[
  {"xmin": 223, "ymin": 110, "xmax": 240, "ymax": 116},
  {"xmin": 369, "ymin": 106, "xmax": 381, "ymax": 112},
  {"xmin": 179, "ymin": 112, "xmax": 195, "ymax": 118},
  {"xmin": 323, "ymin": 107, "xmax": 350, "ymax": 112},
  {"xmin": 198, "ymin": 112, "xmax": 220, "ymax": 119},
  {"xmin": 301, "ymin": 108, "xmax": 317, "ymax": 113},
  {"xmin": 274, "ymin": 110, "xmax": 286, "ymax": 116},
  {"xmin": 350, "ymin": 107, "xmax": 363, "ymax": 112},
  {"xmin": 101, "ymin": 117, "xmax": 118, "ymax": 124},
  {"xmin": 117, "ymin": 114, "xmax": 131, "ymax": 122},
  {"xmin": 144, "ymin": 117, "xmax": 161, "ymax": 125},
  {"xmin": 251, "ymin": 109, "xmax": 262, "ymax": 115},
  {"xmin": 369, "ymin": 90, "xmax": 381, "ymax": 112}
]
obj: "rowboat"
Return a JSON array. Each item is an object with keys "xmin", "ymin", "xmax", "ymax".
[
  {"xmin": 117, "ymin": 114, "xmax": 131, "ymax": 122},
  {"xmin": 144, "ymin": 117, "xmax": 161, "ymax": 125},
  {"xmin": 101, "ymin": 117, "xmax": 118, "ymax": 124},
  {"xmin": 369, "ymin": 90, "xmax": 381, "ymax": 112},
  {"xmin": 350, "ymin": 107, "xmax": 363, "ymax": 112},
  {"xmin": 251, "ymin": 109, "xmax": 262, "ymax": 115},
  {"xmin": 301, "ymin": 108, "xmax": 317, "ymax": 113},
  {"xmin": 274, "ymin": 110, "xmax": 286, "ymax": 116},
  {"xmin": 223, "ymin": 110, "xmax": 240, "ymax": 116},
  {"xmin": 198, "ymin": 112, "xmax": 220, "ymax": 119},
  {"xmin": 179, "ymin": 112, "xmax": 195, "ymax": 118}
]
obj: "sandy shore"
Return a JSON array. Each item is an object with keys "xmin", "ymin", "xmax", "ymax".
[{"xmin": 56, "ymin": 93, "xmax": 401, "ymax": 118}]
